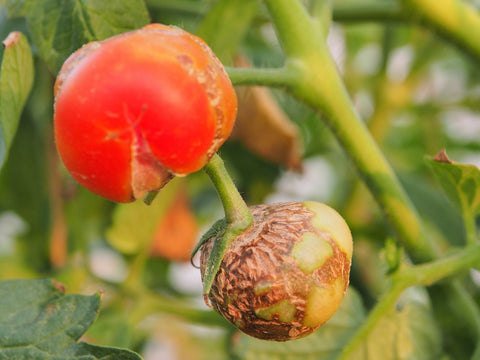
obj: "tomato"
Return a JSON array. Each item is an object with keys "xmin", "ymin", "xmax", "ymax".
[
  {"xmin": 54, "ymin": 24, "xmax": 237, "ymax": 202},
  {"xmin": 200, "ymin": 201, "xmax": 353, "ymax": 341}
]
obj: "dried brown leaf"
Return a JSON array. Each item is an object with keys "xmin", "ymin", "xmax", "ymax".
[{"xmin": 231, "ymin": 56, "xmax": 303, "ymax": 171}]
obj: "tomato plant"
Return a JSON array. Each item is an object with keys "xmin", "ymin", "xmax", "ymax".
[{"xmin": 1, "ymin": 0, "xmax": 480, "ymax": 360}]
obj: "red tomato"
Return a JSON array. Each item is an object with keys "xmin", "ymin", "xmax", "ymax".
[{"xmin": 54, "ymin": 24, "xmax": 237, "ymax": 202}]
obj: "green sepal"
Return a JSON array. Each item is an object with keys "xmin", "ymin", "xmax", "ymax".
[{"xmin": 191, "ymin": 217, "xmax": 227, "ymax": 261}]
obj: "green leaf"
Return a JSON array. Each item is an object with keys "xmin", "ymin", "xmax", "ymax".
[
  {"xmin": 232, "ymin": 288, "xmax": 366, "ymax": 360},
  {"xmin": 0, "ymin": 278, "xmax": 142, "ymax": 359},
  {"xmin": 5, "ymin": 0, "xmax": 31, "ymax": 17},
  {"xmin": 0, "ymin": 31, "xmax": 34, "ymax": 171},
  {"xmin": 426, "ymin": 150, "xmax": 480, "ymax": 218},
  {"xmin": 106, "ymin": 178, "xmax": 182, "ymax": 255},
  {"xmin": 8, "ymin": 0, "xmax": 150, "ymax": 73},
  {"xmin": 351, "ymin": 291, "xmax": 442, "ymax": 360},
  {"xmin": 196, "ymin": 0, "xmax": 258, "ymax": 63}
]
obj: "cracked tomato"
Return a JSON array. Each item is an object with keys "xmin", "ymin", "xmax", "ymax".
[{"xmin": 54, "ymin": 24, "xmax": 237, "ymax": 203}]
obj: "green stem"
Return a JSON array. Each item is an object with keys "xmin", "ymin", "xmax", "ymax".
[
  {"xmin": 400, "ymin": 0, "xmax": 480, "ymax": 63},
  {"xmin": 398, "ymin": 245, "xmax": 480, "ymax": 286},
  {"xmin": 263, "ymin": 0, "xmax": 480, "ymax": 352},
  {"xmin": 226, "ymin": 66, "xmax": 296, "ymax": 87},
  {"xmin": 310, "ymin": 0, "xmax": 333, "ymax": 35},
  {"xmin": 201, "ymin": 154, "xmax": 253, "ymax": 294},
  {"xmin": 204, "ymin": 154, "xmax": 252, "ymax": 228},
  {"xmin": 331, "ymin": 0, "xmax": 480, "ymax": 64},
  {"xmin": 264, "ymin": 0, "xmax": 438, "ymax": 263},
  {"xmin": 332, "ymin": 1, "xmax": 406, "ymax": 23},
  {"xmin": 464, "ymin": 212, "xmax": 478, "ymax": 247},
  {"xmin": 145, "ymin": 0, "xmax": 207, "ymax": 16}
]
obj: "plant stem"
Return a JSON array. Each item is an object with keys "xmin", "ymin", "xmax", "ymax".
[
  {"xmin": 400, "ymin": 0, "xmax": 480, "ymax": 63},
  {"xmin": 398, "ymin": 245, "xmax": 480, "ymax": 286},
  {"xmin": 263, "ymin": 0, "xmax": 480, "ymax": 351},
  {"xmin": 204, "ymin": 154, "xmax": 252, "ymax": 228},
  {"xmin": 464, "ymin": 211, "xmax": 478, "ymax": 247},
  {"xmin": 201, "ymin": 154, "xmax": 253, "ymax": 294},
  {"xmin": 331, "ymin": 0, "xmax": 480, "ymax": 64},
  {"xmin": 145, "ymin": 0, "xmax": 207, "ymax": 16},
  {"xmin": 226, "ymin": 66, "xmax": 296, "ymax": 87},
  {"xmin": 310, "ymin": 0, "xmax": 333, "ymax": 35},
  {"xmin": 333, "ymin": 1, "xmax": 405, "ymax": 23},
  {"xmin": 264, "ymin": 0, "xmax": 438, "ymax": 263}
]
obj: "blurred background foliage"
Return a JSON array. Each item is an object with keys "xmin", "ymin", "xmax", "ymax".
[{"xmin": 0, "ymin": 0, "xmax": 479, "ymax": 359}]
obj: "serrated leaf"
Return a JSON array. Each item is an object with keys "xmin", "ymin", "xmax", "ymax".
[
  {"xmin": 426, "ymin": 150, "xmax": 480, "ymax": 219},
  {"xmin": 0, "ymin": 278, "xmax": 142, "ymax": 360},
  {"xmin": 0, "ymin": 31, "xmax": 34, "ymax": 171},
  {"xmin": 106, "ymin": 178, "xmax": 182, "ymax": 255},
  {"xmin": 232, "ymin": 288, "xmax": 366, "ymax": 360},
  {"xmin": 8, "ymin": 0, "xmax": 150, "ymax": 73}
]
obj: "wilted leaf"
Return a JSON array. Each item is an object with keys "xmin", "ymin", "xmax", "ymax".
[
  {"xmin": 106, "ymin": 178, "xmax": 182, "ymax": 255},
  {"xmin": 0, "ymin": 278, "xmax": 142, "ymax": 359},
  {"xmin": 0, "ymin": 31, "xmax": 34, "ymax": 171},
  {"xmin": 232, "ymin": 56, "xmax": 303, "ymax": 171},
  {"xmin": 427, "ymin": 149, "xmax": 480, "ymax": 219},
  {"xmin": 232, "ymin": 288, "xmax": 365, "ymax": 360},
  {"xmin": 150, "ymin": 186, "xmax": 199, "ymax": 262},
  {"xmin": 6, "ymin": 0, "xmax": 150, "ymax": 73}
]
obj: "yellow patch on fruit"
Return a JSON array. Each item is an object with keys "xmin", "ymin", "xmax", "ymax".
[
  {"xmin": 303, "ymin": 277, "xmax": 345, "ymax": 328},
  {"xmin": 293, "ymin": 232, "xmax": 333, "ymax": 274},
  {"xmin": 256, "ymin": 299, "xmax": 297, "ymax": 323},
  {"xmin": 303, "ymin": 201, "xmax": 353, "ymax": 260}
]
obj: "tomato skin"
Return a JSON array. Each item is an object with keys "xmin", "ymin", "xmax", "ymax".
[
  {"xmin": 54, "ymin": 24, "xmax": 237, "ymax": 203},
  {"xmin": 200, "ymin": 202, "xmax": 353, "ymax": 341}
]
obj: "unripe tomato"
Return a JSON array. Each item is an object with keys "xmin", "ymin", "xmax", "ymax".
[
  {"xmin": 200, "ymin": 201, "xmax": 353, "ymax": 341},
  {"xmin": 54, "ymin": 24, "xmax": 237, "ymax": 203}
]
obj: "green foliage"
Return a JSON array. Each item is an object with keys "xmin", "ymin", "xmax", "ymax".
[
  {"xmin": 0, "ymin": 278, "xmax": 142, "ymax": 359},
  {"xmin": 0, "ymin": 0, "xmax": 480, "ymax": 359},
  {"xmin": 106, "ymin": 178, "xmax": 181, "ymax": 255},
  {"xmin": 427, "ymin": 152, "xmax": 480, "ymax": 220},
  {"xmin": 352, "ymin": 297, "xmax": 442, "ymax": 360},
  {"xmin": 0, "ymin": 31, "xmax": 33, "ymax": 170},
  {"xmin": 5, "ymin": 0, "xmax": 150, "ymax": 73}
]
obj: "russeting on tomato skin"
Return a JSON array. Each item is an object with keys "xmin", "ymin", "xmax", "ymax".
[
  {"xmin": 54, "ymin": 24, "xmax": 237, "ymax": 203},
  {"xmin": 200, "ymin": 201, "xmax": 353, "ymax": 341}
]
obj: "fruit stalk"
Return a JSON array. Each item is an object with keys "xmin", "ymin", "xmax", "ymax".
[{"xmin": 201, "ymin": 153, "xmax": 253, "ymax": 294}]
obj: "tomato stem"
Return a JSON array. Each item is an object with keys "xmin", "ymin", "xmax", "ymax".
[
  {"xmin": 204, "ymin": 154, "xmax": 251, "ymax": 227},
  {"xmin": 201, "ymin": 153, "xmax": 253, "ymax": 294}
]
